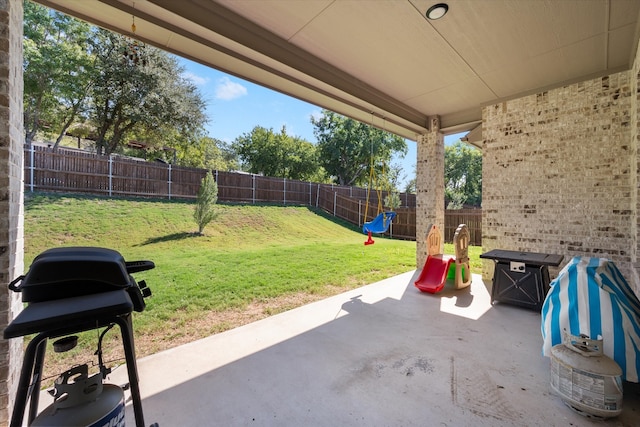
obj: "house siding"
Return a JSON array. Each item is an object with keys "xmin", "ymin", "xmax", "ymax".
[{"xmin": 481, "ymin": 64, "xmax": 639, "ymax": 294}]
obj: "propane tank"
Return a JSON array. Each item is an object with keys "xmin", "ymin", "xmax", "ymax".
[
  {"xmin": 550, "ymin": 331, "xmax": 623, "ymax": 418},
  {"xmin": 31, "ymin": 364, "xmax": 125, "ymax": 427}
]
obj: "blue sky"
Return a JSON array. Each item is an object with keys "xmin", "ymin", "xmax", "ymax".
[{"xmin": 177, "ymin": 56, "xmax": 467, "ymax": 187}]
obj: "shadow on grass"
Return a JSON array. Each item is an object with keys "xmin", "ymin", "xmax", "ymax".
[
  {"xmin": 137, "ymin": 231, "xmax": 199, "ymax": 246},
  {"xmin": 305, "ymin": 206, "xmax": 363, "ymax": 233}
]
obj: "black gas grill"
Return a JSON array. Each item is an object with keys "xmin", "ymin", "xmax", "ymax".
[{"xmin": 3, "ymin": 247, "xmax": 155, "ymax": 427}]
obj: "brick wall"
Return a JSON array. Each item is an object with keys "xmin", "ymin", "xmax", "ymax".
[
  {"xmin": 415, "ymin": 117, "xmax": 445, "ymax": 269},
  {"xmin": 632, "ymin": 40, "xmax": 640, "ymax": 292},
  {"xmin": 482, "ymin": 65, "xmax": 638, "ymax": 293},
  {"xmin": 0, "ymin": 0, "xmax": 24, "ymax": 423}
]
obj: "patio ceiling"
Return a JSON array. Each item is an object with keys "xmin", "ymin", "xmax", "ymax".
[{"xmin": 35, "ymin": 0, "xmax": 640, "ymax": 146}]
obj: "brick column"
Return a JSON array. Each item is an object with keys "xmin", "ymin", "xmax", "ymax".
[
  {"xmin": 0, "ymin": 0, "xmax": 25, "ymax": 423},
  {"xmin": 633, "ymin": 40, "xmax": 640, "ymax": 296},
  {"xmin": 415, "ymin": 116, "xmax": 445, "ymax": 269}
]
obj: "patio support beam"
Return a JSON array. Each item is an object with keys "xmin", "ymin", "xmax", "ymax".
[
  {"xmin": 0, "ymin": 0, "xmax": 25, "ymax": 423},
  {"xmin": 416, "ymin": 116, "xmax": 445, "ymax": 269}
]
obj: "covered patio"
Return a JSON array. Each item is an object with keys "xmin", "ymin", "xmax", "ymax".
[
  {"xmin": 2, "ymin": 0, "xmax": 640, "ymax": 424},
  {"xmin": 107, "ymin": 272, "xmax": 640, "ymax": 426}
]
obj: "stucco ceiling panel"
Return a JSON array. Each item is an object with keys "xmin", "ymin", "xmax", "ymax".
[
  {"xmin": 404, "ymin": 77, "xmax": 498, "ymax": 117},
  {"xmin": 609, "ymin": 0, "xmax": 640, "ymax": 29},
  {"xmin": 422, "ymin": 0, "xmax": 556, "ymax": 74},
  {"xmin": 418, "ymin": 0, "xmax": 607, "ymax": 77},
  {"xmin": 216, "ymin": 0, "xmax": 332, "ymax": 41},
  {"xmin": 33, "ymin": 0, "xmax": 640, "ymax": 138},
  {"xmin": 608, "ymin": 23, "xmax": 640, "ymax": 68},
  {"xmin": 283, "ymin": 1, "xmax": 475, "ymax": 98},
  {"xmin": 480, "ymin": 51, "xmax": 572, "ymax": 99}
]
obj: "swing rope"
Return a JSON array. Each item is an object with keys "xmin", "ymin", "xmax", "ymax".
[
  {"xmin": 362, "ymin": 117, "xmax": 395, "ymax": 245},
  {"xmin": 363, "ymin": 116, "xmax": 388, "ymax": 224}
]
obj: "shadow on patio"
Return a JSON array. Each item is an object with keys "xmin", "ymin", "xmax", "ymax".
[{"xmin": 106, "ymin": 271, "xmax": 639, "ymax": 426}]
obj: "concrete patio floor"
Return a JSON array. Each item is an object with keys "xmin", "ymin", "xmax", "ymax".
[{"xmin": 101, "ymin": 270, "xmax": 640, "ymax": 426}]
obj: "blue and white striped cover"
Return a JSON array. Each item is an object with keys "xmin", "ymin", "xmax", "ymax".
[{"xmin": 541, "ymin": 256, "xmax": 640, "ymax": 382}]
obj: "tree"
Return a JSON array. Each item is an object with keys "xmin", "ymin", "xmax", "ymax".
[
  {"xmin": 23, "ymin": 0, "xmax": 93, "ymax": 146},
  {"xmin": 404, "ymin": 165, "xmax": 417, "ymax": 194},
  {"xmin": 194, "ymin": 171, "xmax": 219, "ymax": 235},
  {"xmin": 89, "ymin": 29, "xmax": 207, "ymax": 155},
  {"xmin": 23, "ymin": 6, "xmax": 209, "ymax": 156},
  {"xmin": 384, "ymin": 192, "xmax": 401, "ymax": 210},
  {"xmin": 232, "ymin": 126, "xmax": 322, "ymax": 181},
  {"xmin": 173, "ymin": 136, "xmax": 240, "ymax": 170},
  {"xmin": 444, "ymin": 140, "xmax": 482, "ymax": 208},
  {"xmin": 311, "ymin": 110, "xmax": 407, "ymax": 187}
]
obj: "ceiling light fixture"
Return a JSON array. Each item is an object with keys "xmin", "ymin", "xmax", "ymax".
[{"xmin": 426, "ymin": 3, "xmax": 449, "ymax": 20}]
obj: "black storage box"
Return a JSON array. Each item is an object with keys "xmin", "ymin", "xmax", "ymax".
[
  {"xmin": 492, "ymin": 261, "xmax": 549, "ymax": 310},
  {"xmin": 480, "ymin": 249, "xmax": 564, "ymax": 312}
]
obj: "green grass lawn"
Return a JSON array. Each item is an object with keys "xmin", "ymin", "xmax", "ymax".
[{"xmin": 23, "ymin": 192, "xmax": 481, "ymax": 380}]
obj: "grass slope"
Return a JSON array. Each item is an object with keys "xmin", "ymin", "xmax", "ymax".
[{"xmin": 24, "ymin": 192, "xmax": 428, "ymax": 379}]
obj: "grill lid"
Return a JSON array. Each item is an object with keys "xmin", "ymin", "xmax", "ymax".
[{"xmin": 9, "ymin": 247, "xmax": 154, "ymax": 304}]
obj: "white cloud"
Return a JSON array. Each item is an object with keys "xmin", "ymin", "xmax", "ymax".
[
  {"xmin": 182, "ymin": 71, "xmax": 209, "ymax": 86},
  {"xmin": 214, "ymin": 77, "xmax": 248, "ymax": 100}
]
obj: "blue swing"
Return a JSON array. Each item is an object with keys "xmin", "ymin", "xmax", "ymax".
[
  {"xmin": 361, "ymin": 130, "xmax": 396, "ymax": 245},
  {"xmin": 363, "ymin": 211, "xmax": 397, "ymax": 234}
]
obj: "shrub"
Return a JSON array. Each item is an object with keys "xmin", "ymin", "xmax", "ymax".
[{"xmin": 194, "ymin": 171, "xmax": 219, "ymax": 234}]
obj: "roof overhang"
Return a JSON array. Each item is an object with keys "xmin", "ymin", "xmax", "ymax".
[{"xmin": 35, "ymin": 0, "xmax": 640, "ymax": 144}]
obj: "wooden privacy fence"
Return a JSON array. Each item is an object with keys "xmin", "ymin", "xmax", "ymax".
[
  {"xmin": 444, "ymin": 209, "xmax": 482, "ymax": 246},
  {"xmin": 25, "ymin": 145, "xmax": 417, "ymax": 204},
  {"xmin": 23, "ymin": 144, "xmax": 482, "ymax": 244},
  {"xmin": 315, "ymin": 185, "xmax": 416, "ymax": 241}
]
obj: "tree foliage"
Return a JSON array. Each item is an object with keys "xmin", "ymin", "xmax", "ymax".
[
  {"xmin": 232, "ymin": 126, "xmax": 322, "ymax": 181},
  {"xmin": 23, "ymin": 0, "xmax": 93, "ymax": 146},
  {"xmin": 194, "ymin": 171, "xmax": 219, "ymax": 235},
  {"xmin": 384, "ymin": 192, "xmax": 401, "ymax": 210},
  {"xmin": 23, "ymin": 2, "xmax": 208, "ymax": 157},
  {"xmin": 90, "ymin": 29, "xmax": 207, "ymax": 155},
  {"xmin": 173, "ymin": 136, "xmax": 239, "ymax": 171},
  {"xmin": 444, "ymin": 141, "xmax": 482, "ymax": 208},
  {"xmin": 404, "ymin": 165, "xmax": 417, "ymax": 194},
  {"xmin": 311, "ymin": 110, "xmax": 407, "ymax": 187}
]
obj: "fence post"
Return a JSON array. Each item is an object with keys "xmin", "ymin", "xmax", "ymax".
[
  {"xmin": 358, "ymin": 200, "xmax": 361, "ymax": 227},
  {"xmin": 316, "ymin": 184, "xmax": 320, "ymax": 207},
  {"xmin": 283, "ymin": 177, "xmax": 286, "ymax": 206},
  {"xmin": 309, "ymin": 182, "xmax": 312, "ymax": 206},
  {"xmin": 108, "ymin": 155, "xmax": 113, "ymax": 197},
  {"xmin": 333, "ymin": 192, "xmax": 337, "ymax": 217},
  {"xmin": 168, "ymin": 163, "xmax": 172, "ymax": 200},
  {"xmin": 215, "ymin": 170, "xmax": 219, "ymax": 201},
  {"xmin": 252, "ymin": 174, "xmax": 256, "ymax": 204},
  {"xmin": 29, "ymin": 145, "xmax": 34, "ymax": 193}
]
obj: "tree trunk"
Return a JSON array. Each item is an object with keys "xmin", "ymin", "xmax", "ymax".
[
  {"xmin": 95, "ymin": 123, "xmax": 110, "ymax": 155},
  {"xmin": 53, "ymin": 103, "xmax": 82, "ymax": 150},
  {"xmin": 106, "ymin": 119, "xmax": 135, "ymax": 155},
  {"xmin": 24, "ymin": 97, "xmax": 43, "ymax": 145}
]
